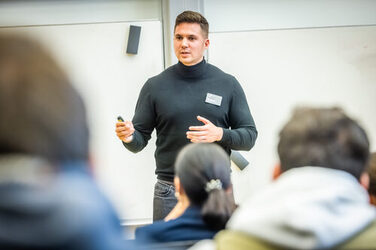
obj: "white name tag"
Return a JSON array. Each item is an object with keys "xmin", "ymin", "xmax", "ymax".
[{"xmin": 205, "ymin": 93, "xmax": 222, "ymax": 106}]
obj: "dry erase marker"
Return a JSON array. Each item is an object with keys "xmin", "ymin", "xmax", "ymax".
[{"xmin": 117, "ymin": 116, "xmax": 124, "ymax": 122}]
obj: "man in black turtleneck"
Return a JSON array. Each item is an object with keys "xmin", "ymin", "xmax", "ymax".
[{"xmin": 116, "ymin": 11, "xmax": 257, "ymax": 221}]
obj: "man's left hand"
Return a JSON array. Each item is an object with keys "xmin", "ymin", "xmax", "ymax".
[{"xmin": 186, "ymin": 116, "xmax": 223, "ymax": 143}]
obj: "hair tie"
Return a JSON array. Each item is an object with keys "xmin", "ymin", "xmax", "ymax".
[{"xmin": 205, "ymin": 179, "xmax": 222, "ymax": 193}]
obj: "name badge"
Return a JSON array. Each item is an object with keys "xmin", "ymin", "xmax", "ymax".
[{"xmin": 205, "ymin": 93, "xmax": 222, "ymax": 106}]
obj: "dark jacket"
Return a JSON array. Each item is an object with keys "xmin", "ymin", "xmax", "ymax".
[{"xmin": 135, "ymin": 206, "xmax": 217, "ymax": 243}]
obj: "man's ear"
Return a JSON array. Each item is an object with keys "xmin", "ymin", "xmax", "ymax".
[
  {"xmin": 272, "ymin": 163, "xmax": 282, "ymax": 181},
  {"xmin": 204, "ymin": 38, "xmax": 210, "ymax": 49},
  {"xmin": 360, "ymin": 172, "xmax": 370, "ymax": 190}
]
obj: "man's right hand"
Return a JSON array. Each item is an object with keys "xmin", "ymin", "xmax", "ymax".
[{"xmin": 115, "ymin": 120, "xmax": 135, "ymax": 143}]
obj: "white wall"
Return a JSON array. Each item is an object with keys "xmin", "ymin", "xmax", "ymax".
[
  {"xmin": 0, "ymin": 0, "xmax": 161, "ymax": 27},
  {"xmin": 208, "ymin": 26, "xmax": 376, "ymax": 203},
  {"xmin": 204, "ymin": 0, "xmax": 376, "ymax": 32}
]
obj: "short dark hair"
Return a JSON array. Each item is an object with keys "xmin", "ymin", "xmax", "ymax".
[
  {"xmin": 175, "ymin": 143, "xmax": 235, "ymax": 230},
  {"xmin": 277, "ymin": 107, "xmax": 369, "ymax": 179},
  {"xmin": 0, "ymin": 34, "xmax": 89, "ymax": 163},
  {"xmin": 367, "ymin": 152, "xmax": 376, "ymax": 195},
  {"xmin": 174, "ymin": 10, "xmax": 209, "ymax": 38}
]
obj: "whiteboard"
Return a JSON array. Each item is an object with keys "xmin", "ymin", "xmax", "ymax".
[
  {"xmin": 208, "ymin": 26, "xmax": 376, "ymax": 203},
  {"xmin": 0, "ymin": 21, "xmax": 164, "ymax": 224}
]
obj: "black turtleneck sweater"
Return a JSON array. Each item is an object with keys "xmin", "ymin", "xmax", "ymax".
[{"xmin": 123, "ymin": 60, "xmax": 257, "ymax": 182}]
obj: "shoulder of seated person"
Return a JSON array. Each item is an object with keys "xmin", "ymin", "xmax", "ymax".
[
  {"xmin": 336, "ymin": 219, "xmax": 376, "ymax": 249},
  {"xmin": 214, "ymin": 230, "xmax": 284, "ymax": 250}
]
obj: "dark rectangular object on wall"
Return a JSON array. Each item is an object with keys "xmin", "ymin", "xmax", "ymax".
[{"xmin": 126, "ymin": 25, "xmax": 141, "ymax": 54}]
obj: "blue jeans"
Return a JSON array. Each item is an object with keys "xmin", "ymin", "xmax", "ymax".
[{"xmin": 153, "ymin": 179, "xmax": 177, "ymax": 221}]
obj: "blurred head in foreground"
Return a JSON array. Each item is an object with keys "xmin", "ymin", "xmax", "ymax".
[
  {"xmin": 217, "ymin": 107, "xmax": 375, "ymax": 250},
  {"xmin": 275, "ymin": 107, "xmax": 369, "ymax": 181},
  {"xmin": 0, "ymin": 34, "xmax": 88, "ymax": 163},
  {"xmin": 0, "ymin": 34, "xmax": 123, "ymax": 250}
]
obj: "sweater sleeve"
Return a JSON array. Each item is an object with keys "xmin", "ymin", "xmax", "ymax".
[
  {"xmin": 219, "ymin": 77, "xmax": 257, "ymax": 151},
  {"xmin": 122, "ymin": 80, "xmax": 155, "ymax": 153}
]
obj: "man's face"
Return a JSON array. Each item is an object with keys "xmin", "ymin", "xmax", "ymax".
[{"xmin": 173, "ymin": 22, "xmax": 209, "ymax": 66}]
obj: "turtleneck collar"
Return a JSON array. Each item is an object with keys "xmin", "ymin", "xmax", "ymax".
[{"xmin": 176, "ymin": 58, "xmax": 207, "ymax": 79}]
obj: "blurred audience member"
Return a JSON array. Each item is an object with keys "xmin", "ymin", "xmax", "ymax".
[
  {"xmin": 0, "ymin": 34, "xmax": 124, "ymax": 250},
  {"xmin": 200, "ymin": 107, "xmax": 376, "ymax": 250},
  {"xmin": 136, "ymin": 143, "xmax": 235, "ymax": 244}
]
